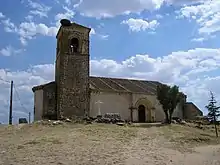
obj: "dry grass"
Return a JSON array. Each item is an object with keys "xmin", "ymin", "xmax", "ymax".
[
  {"xmin": 0, "ymin": 123, "xmax": 220, "ymax": 165},
  {"xmin": 160, "ymin": 124, "xmax": 219, "ymax": 142},
  {"xmin": 156, "ymin": 124, "xmax": 220, "ymax": 152}
]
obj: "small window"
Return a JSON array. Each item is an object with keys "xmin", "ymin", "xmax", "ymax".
[{"xmin": 70, "ymin": 38, "xmax": 79, "ymax": 53}]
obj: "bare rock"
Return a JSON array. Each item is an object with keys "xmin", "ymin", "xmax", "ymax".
[
  {"xmin": 116, "ymin": 122, "xmax": 125, "ymax": 126},
  {"xmin": 171, "ymin": 120, "xmax": 177, "ymax": 124},
  {"xmin": 52, "ymin": 120, "xmax": 63, "ymax": 125},
  {"xmin": 180, "ymin": 120, "xmax": 187, "ymax": 125},
  {"xmin": 65, "ymin": 118, "xmax": 71, "ymax": 122}
]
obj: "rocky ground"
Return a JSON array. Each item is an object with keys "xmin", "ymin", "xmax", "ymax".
[{"xmin": 0, "ymin": 123, "xmax": 220, "ymax": 165}]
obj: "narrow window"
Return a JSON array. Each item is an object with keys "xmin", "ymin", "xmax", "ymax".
[{"xmin": 70, "ymin": 38, "xmax": 79, "ymax": 53}]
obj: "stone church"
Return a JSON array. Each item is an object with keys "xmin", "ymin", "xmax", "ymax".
[{"xmin": 32, "ymin": 19, "xmax": 203, "ymax": 122}]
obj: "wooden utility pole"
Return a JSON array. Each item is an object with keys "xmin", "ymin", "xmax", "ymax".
[
  {"xmin": 9, "ymin": 80, "xmax": 13, "ymax": 125},
  {"xmin": 28, "ymin": 112, "xmax": 31, "ymax": 124},
  {"xmin": 213, "ymin": 113, "xmax": 218, "ymax": 137}
]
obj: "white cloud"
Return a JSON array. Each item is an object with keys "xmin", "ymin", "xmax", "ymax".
[
  {"xmin": 0, "ymin": 46, "xmax": 24, "ymax": 56},
  {"xmin": 90, "ymin": 48, "xmax": 220, "ymax": 112},
  {"xmin": 1, "ymin": 9, "xmax": 96, "ymax": 45},
  {"xmin": 191, "ymin": 35, "xmax": 216, "ymax": 43},
  {"xmin": 166, "ymin": 0, "xmax": 205, "ymax": 5},
  {"xmin": 27, "ymin": 0, "xmax": 51, "ymax": 18},
  {"xmin": 99, "ymin": 34, "xmax": 109, "ymax": 40},
  {"xmin": 65, "ymin": 0, "xmax": 72, "ymax": 6},
  {"xmin": 0, "ymin": 64, "xmax": 55, "ymax": 124},
  {"xmin": 191, "ymin": 37, "xmax": 205, "ymax": 42},
  {"xmin": 89, "ymin": 28, "xmax": 108, "ymax": 38},
  {"xmin": 18, "ymin": 22, "xmax": 57, "ymax": 45},
  {"xmin": 121, "ymin": 18, "xmax": 159, "ymax": 32},
  {"xmin": 1, "ymin": 17, "xmax": 97, "ymax": 45},
  {"xmin": 25, "ymin": 15, "xmax": 34, "ymax": 21},
  {"xmin": 90, "ymin": 28, "xmax": 96, "ymax": 35},
  {"xmin": 1, "ymin": 47, "xmax": 220, "ymax": 123},
  {"xmin": 55, "ymin": 6, "xmax": 75, "ymax": 26},
  {"xmin": 177, "ymin": 1, "xmax": 220, "ymax": 36},
  {"xmin": 69, "ymin": 0, "xmax": 204, "ymax": 18},
  {"xmin": 0, "ymin": 12, "xmax": 5, "ymax": 18},
  {"xmin": 75, "ymin": 0, "xmax": 165, "ymax": 18},
  {"xmin": 2, "ymin": 19, "xmax": 58, "ymax": 45},
  {"xmin": 1, "ymin": 19, "xmax": 17, "ymax": 33},
  {"xmin": 155, "ymin": 14, "xmax": 163, "ymax": 19}
]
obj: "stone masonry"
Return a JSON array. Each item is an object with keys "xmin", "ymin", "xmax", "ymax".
[
  {"xmin": 55, "ymin": 21, "xmax": 91, "ymax": 119},
  {"xmin": 32, "ymin": 20, "xmax": 203, "ymax": 122},
  {"xmin": 43, "ymin": 82, "xmax": 56, "ymax": 119}
]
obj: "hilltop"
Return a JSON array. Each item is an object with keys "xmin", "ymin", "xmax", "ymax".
[{"xmin": 0, "ymin": 122, "xmax": 220, "ymax": 165}]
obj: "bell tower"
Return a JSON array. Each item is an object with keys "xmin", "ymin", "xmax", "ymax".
[{"xmin": 55, "ymin": 19, "xmax": 91, "ymax": 119}]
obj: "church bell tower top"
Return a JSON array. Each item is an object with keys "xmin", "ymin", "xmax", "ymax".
[{"xmin": 56, "ymin": 19, "xmax": 91, "ymax": 39}]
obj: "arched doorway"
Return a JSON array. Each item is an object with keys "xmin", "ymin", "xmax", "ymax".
[
  {"xmin": 138, "ymin": 105, "xmax": 146, "ymax": 122},
  {"xmin": 135, "ymin": 97, "xmax": 154, "ymax": 122}
]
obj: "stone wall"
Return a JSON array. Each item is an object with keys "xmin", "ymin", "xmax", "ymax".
[
  {"xmin": 56, "ymin": 24, "xmax": 90, "ymax": 119},
  {"xmin": 57, "ymin": 54, "xmax": 90, "ymax": 118},
  {"xmin": 90, "ymin": 92, "xmax": 131, "ymax": 120},
  {"xmin": 43, "ymin": 82, "xmax": 57, "ymax": 120},
  {"xmin": 184, "ymin": 102, "xmax": 203, "ymax": 120},
  {"xmin": 89, "ymin": 91, "xmax": 184, "ymax": 122},
  {"xmin": 34, "ymin": 89, "xmax": 43, "ymax": 121},
  {"xmin": 132, "ymin": 93, "xmax": 165, "ymax": 122}
]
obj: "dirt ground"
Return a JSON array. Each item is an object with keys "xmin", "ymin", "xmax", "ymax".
[{"xmin": 0, "ymin": 123, "xmax": 220, "ymax": 165}]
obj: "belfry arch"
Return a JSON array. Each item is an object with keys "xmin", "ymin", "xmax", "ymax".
[{"xmin": 70, "ymin": 38, "xmax": 79, "ymax": 53}]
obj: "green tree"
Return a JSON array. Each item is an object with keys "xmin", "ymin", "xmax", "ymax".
[
  {"xmin": 205, "ymin": 91, "xmax": 220, "ymax": 137},
  {"xmin": 157, "ymin": 84, "xmax": 182, "ymax": 124}
]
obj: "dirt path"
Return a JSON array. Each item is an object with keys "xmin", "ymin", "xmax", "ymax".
[{"xmin": 124, "ymin": 127, "xmax": 220, "ymax": 165}]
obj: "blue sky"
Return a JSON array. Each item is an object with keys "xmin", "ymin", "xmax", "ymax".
[{"xmin": 0, "ymin": 0, "xmax": 220, "ymax": 124}]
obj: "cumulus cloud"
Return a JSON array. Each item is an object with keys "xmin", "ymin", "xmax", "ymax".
[
  {"xmin": 1, "ymin": 8, "xmax": 98, "ymax": 45},
  {"xmin": 90, "ymin": 48, "xmax": 220, "ymax": 113},
  {"xmin": 0, "ymin": 12, "xmax": 5, "ymax": 18},
  {"xmin": 99, "ymin": 34, "xmax": 109, "ymax": 40},
  {"xmin": 56, "ymin": 0, "xmax": 207, "ymax": 19},
  {"xmin": 177, "ymin": 0, "xmax": 220, "ymax": 36},
  {"xmin": 2, "ymin": 18, "xmax": 58, "ymax": 45},
  {"xmin": 1, "ymin": 19, "xmax": 17, "ymax": 33},
  {"xmin": 121, "ymin": 18, "xmax": 159, "ymax": 32},
  {"xmin": 0, "ymin": 46, "xmax": 25, "ymax": 56},
  {"xmin": 55, "ymin": 6, "xmax": 75, "ymax": 26},
  {"xmin": 90, "ymin": 28, "xmax": 96, "ymax": 35},
  {"xmin": 65, "ymin": 0, "xmax": 204, "ymax": 18},
  {"xmin": 0, "ymin": 64, "xmax": 55, "ymax": 124},
  {"xmin": 155, "ymin": 14, "xmax": 163, "ymax": 19},
  {"xmin": 1, "ymin": 48, "xmax": 220, "ymax": 123},
  {"xmin": 27, "ymin": 0, "xmax": 51, "ymax": 18},
  {"xmin": 1, "ymin": 18, "xmax": 98, "ymax": 45},
  {"xmin": 75, "ymin": 0, "xmax": 165, "ymax": 18},
  {"xmin": 191, "ymin": 37, "xmax": 205, "ymax": 43}
]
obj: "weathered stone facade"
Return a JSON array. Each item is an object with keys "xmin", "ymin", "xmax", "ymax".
[
  {"xmin": 32, "ymin": 20, "xmax": 203, "ymax": 122},
  {"xmin": 43, "ymin": 82, "xmax": 56, "ymax": 119},
  {"xmin": 55, "ymin": 22, "xmax": 91, "ymax": 119},
  {"xmin": 32, "ymin": 82, "xmax": 56, "ymax": 120},
  {"xmin": 184, "ymin": 102, "xmax": 203, "ymax": 120},
  {"xmin": 32, "ymin": 77, "xmax": 203, "ymax": 122}
]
